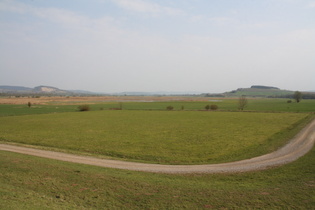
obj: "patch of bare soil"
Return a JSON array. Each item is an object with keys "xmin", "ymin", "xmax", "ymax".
[{"xmin": 0, "ymin": 96, "xmax": 211, "ymax": 105}]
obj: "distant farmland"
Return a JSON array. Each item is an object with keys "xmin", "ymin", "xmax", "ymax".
[{"xmin": 0, "ymin": 96, "xmax": 314, "ymax": 209}]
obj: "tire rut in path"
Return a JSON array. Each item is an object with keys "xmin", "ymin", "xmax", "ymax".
[{"xmin": 0, "ymin": 119, "xmax": 314, "ymax": 174}]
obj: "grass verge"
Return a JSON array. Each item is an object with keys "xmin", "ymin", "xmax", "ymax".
[{"xmin": 0, "ymin": 145, "xmax": 314, "ymax": 209}]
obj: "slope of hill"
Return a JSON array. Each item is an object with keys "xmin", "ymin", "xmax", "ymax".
[
  {"xmin": 204, "ymin": 85, "xmax": 296, "ymax": 98},
  {"xmin": 0, "ymin": 86, "xmax": 32, "ymax": 92},
  {"xmin": 33, "ymin": 85, "xmax": 68, "ymax": 94},
  {"xmin": 0, "ymin": 85, "xmax": 71, "ymax": 95},
  {"xmin": 225, "ymin": 86, "xmax": 293, "ymax": 97},
  {"xmin": 1, "ymin": 85, "xmax": 314, "ymax": 98}
]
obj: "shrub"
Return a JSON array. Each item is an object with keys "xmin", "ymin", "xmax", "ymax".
[
  {"xmin": 238, "ymin": 95, "xmax": 248, "ymax": 110},
  {"xmin": 205, "ymin": 105, "xmax": 210, "ymax": 110},
  {"xmin": 166, "ymin": 106, "xmax": 174, "ymax": 110},
  {"xmin": 78, "ymin": 105, "xmax": 90, "ymax": 111},
  {"xmin": 287, "ymin": 100, "xmax": 292, "ymax": 103},
  {"xmin": 210, "ymin": 104, "xmax": 218, "ymax": 110}
]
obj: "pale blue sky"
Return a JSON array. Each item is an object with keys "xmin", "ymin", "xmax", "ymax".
[{"xmin": 1, "ymin": 0, "xmax": 314, "ymax": 93}]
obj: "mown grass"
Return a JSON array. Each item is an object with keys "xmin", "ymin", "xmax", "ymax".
[
  {"xmin": 0, "ymin": 145, "xmax": 314, "ymax": 209},
  {"xmin": 0, "ymin": 111, "xmax": 312, "ymax": 164}
]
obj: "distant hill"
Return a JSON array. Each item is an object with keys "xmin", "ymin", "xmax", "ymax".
[
  {"xmin": 226, "ymin": 85, "xmax": 293, "ymax": 97},
  {"xmin": 250, "ymin": 85, "xmax": 279, "ymax": 90},
  {"xmin": 0, "ymin": 86, "xmax": 32, "ymax": 92},
  {"xmin": 0, "ymin": 85, "xmax": 202, "ymax": 96},
  {"xmin": 33, "ymin": 86, "xmax": 69, "ymax": 94},
  {"xmin": 1, "ymin": 85, "xmax": 314, "ymax": 99},
  {"xmin": 0, "ymin": 85, "xmax": 77, "ymax": 95},
  {"xmin": 205, "ymin": 85, "xmax": 295, "ymax": 98}
]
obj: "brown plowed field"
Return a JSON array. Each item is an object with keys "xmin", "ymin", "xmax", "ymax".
[{"xmin": 0, "ymin": 96, "xmax": 211, "ymax": 105}]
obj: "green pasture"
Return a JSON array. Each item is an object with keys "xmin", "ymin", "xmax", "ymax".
[
  {"xmin": 0, "ymin": 98, "xmax": 314, "ymax": 117},
  {"xmin": 1, "ymin": 98, "xmax": 314, "ymax": 209},
  {"xmin": 0, "ymin": 104, "xmax": 78, "ymax": 116},
  {"xmin": 83, "ymin": 98, "xmax": 315, "ymax": 112},
  {"xmin": 0, "ymin": 110, "xmax": 312, "ymax": 164},
  {"xmin": 0, "ymin": 145, "xmax": 314, "ymax": 209},
  {"xmin": 243, "ymin": 98, "xmax": 315, "ymax": 112}
]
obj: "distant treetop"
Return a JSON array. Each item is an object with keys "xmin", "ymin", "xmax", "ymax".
[{"xmin": 250, "ymin": 85, "xmax": 279, "ymax": 90}]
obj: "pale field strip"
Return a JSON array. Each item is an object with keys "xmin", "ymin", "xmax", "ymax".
[{"xmin": 0, "ymin": 96, "xmax": 211, "ymax": 105}]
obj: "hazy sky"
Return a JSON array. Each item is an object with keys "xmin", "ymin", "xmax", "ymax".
[{"xmin": 1, "ymin": 0, "xmax": 314, "ymax": 93}]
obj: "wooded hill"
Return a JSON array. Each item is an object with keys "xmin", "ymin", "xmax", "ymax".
[{"xmin": 205, "ymin": 86, "xmax": 315, "ymax": 99}]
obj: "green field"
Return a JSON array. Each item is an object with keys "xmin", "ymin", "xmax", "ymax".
[
  {"xmin": 110, "ymin": 99, "xmax": 315, "ymax": 112},
  {"xmin": 0, "ymin": 146, "xmax": 314, "ymax": 209},
  {"xmin": 1, "ymin": 98, "xmax": 314, "ymax": 117},
  {"xmin": 1, "ymin": 98, "xmax": 314, "ymax": 209},
  {"xmin": 0, "ymin": 104, "xmax": 79, "ymax": 116},
  {"xmin": 0, "ymin": 111, "xmax": 311, "ymax": 164}
]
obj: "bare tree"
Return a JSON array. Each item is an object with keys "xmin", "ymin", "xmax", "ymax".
[
  {"xmin": 293, "ymin": 91, "xmax": 302, "ymax": 103},
  {"xmin": 238, "ymin": 95, "xmax": 248, "ymax": 110}
]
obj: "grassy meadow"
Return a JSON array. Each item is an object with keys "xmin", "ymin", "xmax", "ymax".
[
  {"xmin": 1, "ymin": 98, "xmax": 314, "ymax": 117},
  {"xmin": 1, "ymin": 97, "xmax": 315, "ymax": 208},
  {"xmin": 0, "ymin": 104, "xmax": 79, "ymax": 117},
  {"xmin": 0, "ymin": 111, "xmax": 312, "ymax": 164},
  {"xmin": 118, "ymin": 98, "xmax": 315, "ymax": 112},
  {"xmin": 0, "ymin": 146, "xmax": 314, "ymax": 209}
]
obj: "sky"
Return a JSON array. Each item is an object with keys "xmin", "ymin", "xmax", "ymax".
[{"xmin": 0, "ymin": 0, "xmax": 314, "ymax": 93}]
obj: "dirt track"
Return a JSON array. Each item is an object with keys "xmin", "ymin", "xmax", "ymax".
[{"xmin": 1, "ymin": 119, "xmax": 314, "ymax": 174}]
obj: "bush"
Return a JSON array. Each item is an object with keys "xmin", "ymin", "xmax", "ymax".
[
  {"xmin": 78, "ymin": 105, "xmax": 90, "ymax": 111},
  {"xmin": 210, "ymin": 104, "xmax": 218, "ymax": 110},
  {"xmin": 166, "ymin": 106, "xmax": 174, "ymax": 111},
  {"xmin": 287, "ymin": 100, "xmax": 292, "ymax": 103},
  {"xmin": 205, "ymin": 105, "xmax": 210, "ymax": 110}
]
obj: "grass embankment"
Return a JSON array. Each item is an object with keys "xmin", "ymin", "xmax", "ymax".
[
  {"xmin": 0, "ymin": 111, "xmax": 311, "ymax": 164},
  {"xmin": 0, "ymin": 146, "xmax": 314, "ymax": 209}
]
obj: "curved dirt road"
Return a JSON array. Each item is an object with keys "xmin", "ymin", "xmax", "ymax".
[{"xmin": 1, "ymin": 119, "xmax": 314, "ymax": 174}]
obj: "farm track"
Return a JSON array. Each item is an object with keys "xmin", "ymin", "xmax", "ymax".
[{"xmin": 0, "ymin": 119, "xmax": 314, "ymax": 174}]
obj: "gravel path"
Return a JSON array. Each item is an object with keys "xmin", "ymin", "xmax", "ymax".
[{"xmin": 1, "ymin": 119, "xmax": 314, "ymax": 174}]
